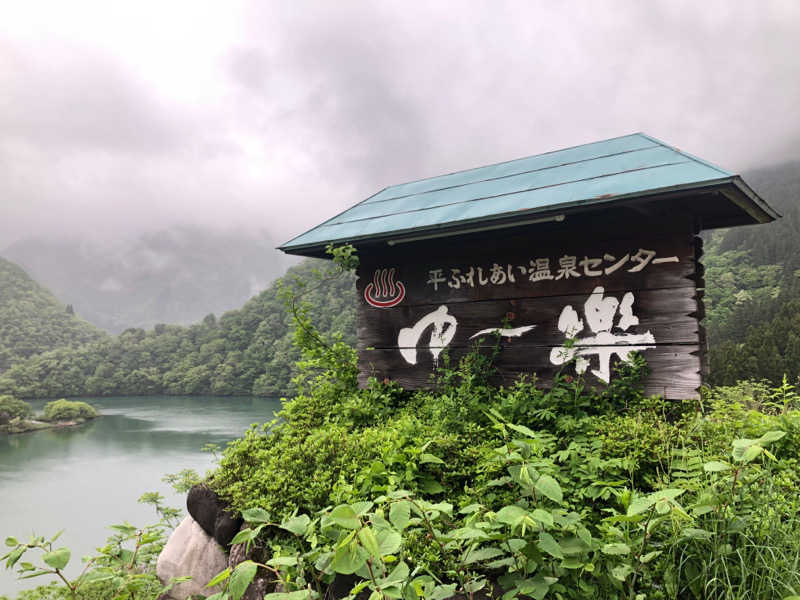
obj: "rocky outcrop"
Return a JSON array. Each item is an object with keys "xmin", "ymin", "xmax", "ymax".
[
  {"xmin": 187, "ymin": 484, "xmax": 243, "ymax": 547},
  {"xmin": 157, "ymin": 515, "xmax": 228, "ymax": 600}
]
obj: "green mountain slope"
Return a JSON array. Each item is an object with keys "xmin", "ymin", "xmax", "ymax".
[
  {"xmin": 0, "ymin": 260, "xmax": 355, "ymax": 398},
  {"xmin": 0, "ymin": 256, "xmax": 106, "ymax": 372}
]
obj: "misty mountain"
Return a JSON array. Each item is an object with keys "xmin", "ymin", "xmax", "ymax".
[
  {"xmin": 0, "ymin": 256, "xmax": 106, "ymax": 372},
  {"xmin": 2, "ymin": 227, "xmax": 297, "ymax": 333}
]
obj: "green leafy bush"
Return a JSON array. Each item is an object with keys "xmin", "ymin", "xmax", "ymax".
[
  {"xmin": 205, "ymin": 247, "xmax": 800, "ymax": 600},
  {"xmin": 0, "ymin": 394, "xmax": 32, "ymax": 420},
  {"xmin": 41, "ymin": 400, "xmax": 97, "ymax": 422}
]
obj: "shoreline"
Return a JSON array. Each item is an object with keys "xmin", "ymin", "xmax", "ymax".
[{"xmin": 1, "ymin": 416, "xmax": 98, "ymax": 435}]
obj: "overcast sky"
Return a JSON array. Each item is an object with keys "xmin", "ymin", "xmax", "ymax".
[{"xmin": 1, "ymin": 0, "xmax": 798, "ymax": 248}]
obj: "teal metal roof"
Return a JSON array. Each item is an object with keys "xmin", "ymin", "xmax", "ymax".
[{"xmin": 280, "ymin": 133, "xmax": 777, "ymax": 256}]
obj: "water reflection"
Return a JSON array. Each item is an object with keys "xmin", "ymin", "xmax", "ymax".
[{"xmin": 0, "ymin": 395, "xmax": 281, "ymax": 596}]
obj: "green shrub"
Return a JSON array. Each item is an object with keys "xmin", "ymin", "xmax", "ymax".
[
  {"xmin": 41, "ymin": 399, "xmax": 97, "ymax": 422},
  {"xmin": 0, "ymin": 394, "xmax": 32, "ymax": 420}
]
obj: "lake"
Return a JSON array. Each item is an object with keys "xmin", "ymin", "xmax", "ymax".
[{"xmin": 0, "ymin": 395, "xmax": 282, "ymax": 597}]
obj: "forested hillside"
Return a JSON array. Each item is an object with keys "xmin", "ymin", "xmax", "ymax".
[
  {"xmin": 0, "ymin": 257, "xmax": 106, "ymax": 372},
  {"xmin": 0, "ymin": 260, "xmax": 355, "ymax": 398},
  {"xmin": 705, "ymin": 161, "xmax": 800, "ymax": 384}
]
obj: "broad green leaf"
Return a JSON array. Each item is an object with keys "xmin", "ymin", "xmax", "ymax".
[
  {"xmin": 655, "ymin": 499, "xmax": 671, "ymax": 515},
  {"xmin": 420, "ymin": 479, "xmax": 444, "ymax": 494},
  {"xmin": 358, "ymin": 527, "xmax": 381, "ymax": 558},
  {"xmin": 263, "ymin": 591, "xmax": 313, "ymax": 600},
  {"xmin": 5, "ymin": 547, "xmax": 25, "ymax": 569},
  {"xmin": 330, "ymin": 505, "xmax": 360, "ymax": 530},
  {"xmin": 266, "ymin": 556, "xmax": 298, "ymax": 567},
  {"xmin": 331, "ymin": 542, "xmax": 369, "ymax": 574},
  {"xmin": 758, "ymin": 430, "xmax": 785, "ymax": 445},
  {"xmin": 231, "ymin": 528, "xmax": 256, "ymax": 546},
  {"xmin": 280, "ymin": 514, "xmax": 311, "ymax": 536},
  {"xmin": 486, "ymin": 557, "xmax": 516, "ymax": 569},
  {"xmin": 496, "ymin": 505, "xmax": 526, "ymax": 526},
  {"xmin": 229, "ymin": 560, "xmax": 258, "ymax": 600},
  {"xmin": 531, "ymin": 509, "xmax": 554, "ymax": 528},
  {"xmin": 377, "ymin": 528, "xmax": 402, "ymax": 555},
  {"xmin": 537, "ymin": 532, "xmax": 564, "ymax": 559},
  {"xmin": 640, "ymin": 550, "xmax": 662, "ymax": 563},
  {"xmin": 429, "ymin": 584, "xmax": 457, "ymax": 600},
  {"xmin": 601, "ymin": 543, "xmax": 631, "ymax": 556},
  {"xmin": 206, "ymin": 567, "xmax": 232, "ymax": 588},
  {"xmin": 507, "ymin": 423, "xmax": 538, "ymax": 438},
  {"xmin": 241, "ymin": 508, "xmax": 271, "ymax": 524},
  {"xmin": 703, "ymin": 461, "xmax": 731, "ymax": 472},
  {"xmin": 5, "ymin": 537, "xmax": 18, "ymax": 548},
  {"xmin": 43, "ymin": 548, "xmax": 70, "ymax": 571},
  {"xmin": 459, "ymin": 503, "xmax": 483, "ymax": 514},
  {"xmin": 389, "ymin": 500, "xmax": 411, "ymax": 530},
  {"xmin": 681, "ymin": 528, "xmax": 713, "ymax": 540},
  {"xmin": 534, "ymin": 475, "xmax": 563, "ymax": 504},
  {"xmin": 611, "ymin": 564, "xmax": 634, "ymax": 581},
  {"xmin": 462, "ymin": 546, "xmax": 505, "ymax": 565},
  {"xmin": 81, "ymin": 570, "xmax": 115, "ymax": 583},
  {"xmin": 419, "ymin": 453, "xmax": 445, "ymax": 465},
  {"xmin": 383, "ymin": 560, "xmax": 409, "ymax": 584},
  {"xmin": 351, "ymin": 501, "xmax": 374, "ymax": 516},
  {"xmin": 742, "ymin": 445, "xmax": 763, "ymax": 463},
  {"xmin": 450, "ymin": 527, "xmax": 488, "ymax": 540}
]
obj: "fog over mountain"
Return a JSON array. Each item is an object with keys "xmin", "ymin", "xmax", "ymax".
[
  {"xmin": 1, "ymin": 1, "xmax": 798, "ymax": 329},
  {"xmin": 2, "ymin": 227, "xmax": 297, "ymax": 332}
]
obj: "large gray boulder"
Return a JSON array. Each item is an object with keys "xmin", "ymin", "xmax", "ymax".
[{"xmin": 157, "ymin": 515, "xmax": 228, "ymax": 599}]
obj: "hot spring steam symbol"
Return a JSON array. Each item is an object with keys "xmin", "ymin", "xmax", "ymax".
[{"xmin": 364, "ymin": 268, "xmax": 406, "ymax": 308}]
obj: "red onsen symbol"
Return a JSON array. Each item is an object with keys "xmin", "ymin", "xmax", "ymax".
[{"xmin": 364, "ymin": 268, "xmax": 406, "ymax": 308}]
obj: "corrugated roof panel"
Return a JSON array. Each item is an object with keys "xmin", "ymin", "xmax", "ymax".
[{"xmin": 280, "ymin": 133, "xmax": 773, "ymax": 254}]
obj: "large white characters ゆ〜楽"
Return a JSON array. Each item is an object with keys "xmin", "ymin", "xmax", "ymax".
[
  {"xmin": 395, "ymin": 286, "xmax": 654, "ymax": 383},
  {"xmin": 549, "ymin": 286, "xmax": 655, "ymax": 382}
]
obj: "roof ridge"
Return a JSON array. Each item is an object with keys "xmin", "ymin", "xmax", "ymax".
[
  {"xmin": 377, "ymin": 132, "xmax": 647, "ymax": 193},
  {"xmin": 360, "ymin": 142, "xmax": 661, "ymax": 209}
]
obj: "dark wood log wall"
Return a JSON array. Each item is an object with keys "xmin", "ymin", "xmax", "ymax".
[{"xmin": 355, "ymin": 228, "xmax": 704, "ymax": 399}]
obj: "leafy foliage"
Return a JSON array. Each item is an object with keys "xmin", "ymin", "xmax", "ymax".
[
  {"xmin": 1, "ymin": 493, "xmax": 185, "ymax": 600},
  {"xmin": 0, "ymin": 394, "xmax": 33, "ymax": 420},
  {"xmin": 205, "ymin": 249, "xmax": 800, "ymax": 599},
  {"xmin": 41, "ymin": 400, "xmax": 97, "ymax": 422}
]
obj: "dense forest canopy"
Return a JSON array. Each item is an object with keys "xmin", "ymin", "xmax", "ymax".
[
  {"xmin": 0, "ymin": 257, "xmax": 105, "ymax": 373},
  {"xmin": 0, "ymin": 161, "xmax": 798, "ymax": 399},
  {"xmin": 704, "ymin": 160, "xmax": 800, "ymax": 384},
  {"xmin": 0, "ymin": 260, "xmax": 355, "ymax": 398}
]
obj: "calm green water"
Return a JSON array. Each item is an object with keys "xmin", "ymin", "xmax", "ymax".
[{"xmin": 0, "ymin": 395, "xmax": 282, "ymax": 596}]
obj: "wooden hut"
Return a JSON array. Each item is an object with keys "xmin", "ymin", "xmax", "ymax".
[{"xmin": 280, "ymin": 133, "xmax": 778, "ymax": 398}]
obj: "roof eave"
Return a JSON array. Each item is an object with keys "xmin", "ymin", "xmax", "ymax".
[{"xmin": 279, "ymin": 177, "xmax": 778, "ymax": 257}]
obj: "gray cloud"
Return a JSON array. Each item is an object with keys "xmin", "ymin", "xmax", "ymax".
[{"xmin": 1, "ymin": 0, "xmax": 799, "ymax": 249}]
